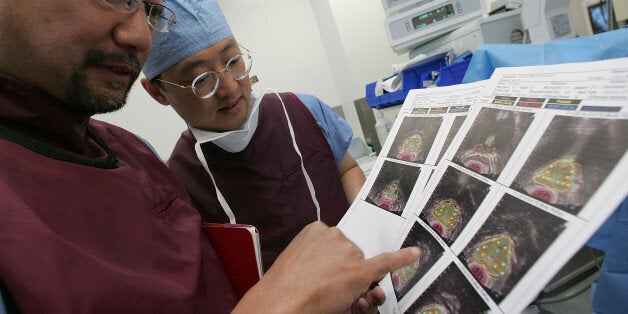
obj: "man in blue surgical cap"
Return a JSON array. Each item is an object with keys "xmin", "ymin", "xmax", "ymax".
[{"xmin": 141, "ymin": 0, "xmax": 366, "ymax": 271}]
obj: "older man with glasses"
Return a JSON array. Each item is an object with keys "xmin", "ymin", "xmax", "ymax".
[{"xmin": 0, "ymin": 0, "xmax": 420, "ymax": 313}]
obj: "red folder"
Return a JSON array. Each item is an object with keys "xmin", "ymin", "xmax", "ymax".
[{"xmin": 201, "ymin": 223, "xmax": 263, "ymax": 299}]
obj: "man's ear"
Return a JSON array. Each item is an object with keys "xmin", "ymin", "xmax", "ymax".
[{"xmin": 140, "ymin": 77, "xmax": 170, "ymax": 106}]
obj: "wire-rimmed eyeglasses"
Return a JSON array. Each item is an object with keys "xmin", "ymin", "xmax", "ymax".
[
  {"xmin": 156, "ymin": 48, "xmax": 253, "ymax": 99},
  {"xmin": 102, "ymin": 0, "xmax": 176, "ymax": 32}
]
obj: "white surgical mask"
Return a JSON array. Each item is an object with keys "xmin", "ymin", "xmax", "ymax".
[{"xmin": 190, "ymin": 91, "xmax": 264, "ymax": 153}]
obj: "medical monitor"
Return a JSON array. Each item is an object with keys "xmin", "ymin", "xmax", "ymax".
[
  {"xmin": 584, "ymin": 1, "xmax": 616, "ymax": 34},
  {"xmin": 385, "ymin": 0, "xmax": 487, "ymax": 53}
]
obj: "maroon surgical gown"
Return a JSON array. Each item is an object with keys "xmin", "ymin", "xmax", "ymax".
[
  {"xmin": 168, "ymin": 92, "xmax": 349, "ymax": 270},
  {"xmin": 0, "ymin": 73, "xmax": 238, "ymax": 313}
]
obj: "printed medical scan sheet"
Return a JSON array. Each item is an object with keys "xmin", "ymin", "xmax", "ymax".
[
  {"xmin": 339, "ymin": 82, "xmax": 486, "ymax": 258},
  {"xmin": 339, "ymin": 57, "xmax": 628, "ymax": 313}
]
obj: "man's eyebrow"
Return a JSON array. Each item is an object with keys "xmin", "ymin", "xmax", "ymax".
[
  {"xmin": 178, "ymin": 59, "xmax": 208, "ymax": 78},
  {"xmin": 220, "ymin": 39, "xmax": 238, "ymax": 54}
]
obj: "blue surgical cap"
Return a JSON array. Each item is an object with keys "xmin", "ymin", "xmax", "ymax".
[{"xmin": 142, "ymin": 0, "xmax": 233, "ymax": 80}]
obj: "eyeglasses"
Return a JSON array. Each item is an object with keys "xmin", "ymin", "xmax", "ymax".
[
  {"xmin": 156, "ymin": 48, "xmax": 253, "ymax": 99},
  {"xmin": 102, "ymin": 0, "xmax": 176, "ymax": 32}
]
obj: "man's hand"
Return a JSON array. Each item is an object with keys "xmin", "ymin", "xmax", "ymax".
[
  {"xmin": 234, "ymin": 221, "xmax": 421, "ymax": 313},
  {"xmin": 349, "ymin": 284, "xmax": 387, "ymax": 313}
]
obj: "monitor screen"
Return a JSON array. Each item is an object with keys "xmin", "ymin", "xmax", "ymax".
[
  {"xmin": 587, "ymin": 1, "xmax": 614, "ymax": 34},
  {"xmin": 411, "ymin": 4, "xmax": 456, "ymax": 31}
]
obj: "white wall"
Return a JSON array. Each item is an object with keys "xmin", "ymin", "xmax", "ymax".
[
  {"xmin": 217, "ymin": 0, "xmax": 408, "ymax": 141},
  {"xmin": 219, "ymin": 0, "xmax": 339, "ymax": 103},
  {"xmin": 327, "ymin": 0, "xmax": 409, "ymax": 94},
  {"xmin": 96, "ymin": 0, "xmax": 406, "ymax": 160}
]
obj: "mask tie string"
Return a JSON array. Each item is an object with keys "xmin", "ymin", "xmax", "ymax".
[
  {"xmin": 268, "ymin": 89, "xmax": 321, "ymax": 221},
  {"xmin": 194, "ymin": 143, "xmax": 236, "ymax": 224}
]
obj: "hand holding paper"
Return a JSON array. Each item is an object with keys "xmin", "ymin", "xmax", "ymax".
[{"xmin": 233, "ymin": 221, "xmax": 422, "ymax": 313}]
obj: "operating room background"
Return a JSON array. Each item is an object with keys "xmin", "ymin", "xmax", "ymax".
[
  {"xmin": 95, "ymin": 0, "xmax": 402, "ymax": 160},
  {"xmin": 96, "ymin": 0, "xmax": 603, "ymax": 160}
]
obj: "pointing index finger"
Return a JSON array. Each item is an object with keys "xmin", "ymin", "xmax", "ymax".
[{"xmin": 363, "ymin": 247, "xmax": 422, "ymax": 280}]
